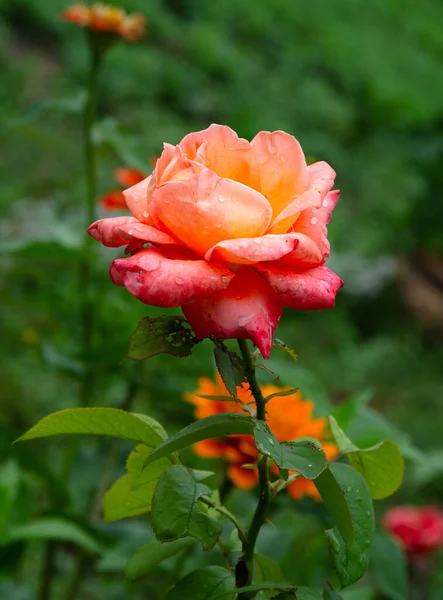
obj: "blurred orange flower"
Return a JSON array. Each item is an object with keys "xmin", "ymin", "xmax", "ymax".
[
  {"xmin": 184, "ymin": 373, "xmax": 337, "ymax": 501},
  {"xmin": 62, "ymin": 3, "xmax": 146, "ymax": 42},
  {"xmin": 100, "ymin": 168, "xmax": 146, "ymax": 211}
]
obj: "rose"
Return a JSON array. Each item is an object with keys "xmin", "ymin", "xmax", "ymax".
[
  {"xmin": 89, "ymin": 124, "xmax": 343, "ymax": 357},
  {"xmin": 383, "ymin": 506, "xmax": 443, "ymax": 557}
]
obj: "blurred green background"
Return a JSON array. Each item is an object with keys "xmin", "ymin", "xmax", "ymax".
[{"xmin": 1, "ymin": 0, "xmax": 443, "ymax": 598}]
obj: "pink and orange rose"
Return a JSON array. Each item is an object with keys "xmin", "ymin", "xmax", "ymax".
[{"xmin": 89, "ymin": 124, "xmax": 343, "ymax": 357}]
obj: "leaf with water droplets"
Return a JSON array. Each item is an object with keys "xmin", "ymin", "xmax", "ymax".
[
  {"xmin": 254, "ymin": 422, "xmax": 327, "ymax": 479},
  {"xmin": 127, "ymin": 316, "xmax": 199, "ymax": 361},
  {"xmin": 319, "ymin": 463, "xmax": 375, "ymax": 588},
  {"xmin": 329, "ymin": 417, "xmax": 404, "ymax": 499}
]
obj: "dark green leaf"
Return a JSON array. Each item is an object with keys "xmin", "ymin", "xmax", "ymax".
[
  {"xmin": 254, "ymin": 422, "xmax": 327, "ymax": 479},
  {"xmin": 165, "ymin": 566, "xmax": 234, "ymax": 600},
  {"xmin": 370, "ymin": 532, "xmax": 407, "ymax": 600},
  {"xmin": 236, "ymin": 583, "xmax": 296, "ymax": 595},
  {"xmin": 103, "ymin": 445, "xmax": 172, "ymax": 523},
  {"xmin": 214, "ymin": 345, "xmax": 246, "ymax": 399},
  {"xmin": 125, "ymin": 537, "xmax": 195, "ymax": 580},
  {"xmin": 144, "ymin": 413, "xmax": 255, "ymax": 468},
  {"xmin": 329, "ymin": 417, "xmax": 404, "ymax": 499},
  {"xmin": 255, "ymin": 554, "xmax": 287, "ymax": 599},
  {"xmin": 152, "ymin": 465, "xmax": 221, "ymax": 550},
  {"xmin": 3, "ymin": 518, "xmax": 103, "ymax": 554},
  {"xmin": 314, "ymin": 467, "xmax": 354, "ymax": 546},
  {"xmin": 17, "ymin": 408, "xmax": 167, "ymax": 448},
  {"xmin": 127, "ymin": 316, "xmax": 199, "ymax": 361},
  {"xmin": 322, "ymin": 464, "xmax": 375, "ymax": 587}
]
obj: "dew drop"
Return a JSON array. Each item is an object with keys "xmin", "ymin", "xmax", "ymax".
[
  {"xmin": 268, "ymin": 438, "xmax": 275, "ymax": 446},
  {"xmin": 280, "ymin": 155, "xmax": 287, "ymax": 162},
  {"xmin": 175, "ymin": 277, "xmax": 184, "ymax": 285},
  {"xmin": 142, "ymin": 211, "xmax": 150, "ymax": 219},
  {"xmin": 308, "ymin": 463, "xmax": 313, "ymax": 468},
  {"xmin": 221, "ymin": 275, "xmax": 231, "ymax": 282},
  {"xmin": 128, "ymin": 229, "xmax": 134, "ymax": 235},
  {"xmin": 218, "ymin": 194, "xmax": 226, "ymax": 203},
  {"xmin": 215, "ymin": 223, "xmax": 222, "ymax": 229},
  {"xmin": 346, "ymin": 486, "xmax": 352, "ymax": 493},
  {"xmin": 266, "ymin": 137, "xmax": 277, "ymax": 155},
  {"xmin": 310, "ymin": 217, "xmax": 318, "ymax": 225},
  {"xmin": 366, "ymin": 510, "xmax": 372, "ymax": 517},
  {"xmin": 253, "ymin": 239, "xmax": 261, "ymax": 244}
]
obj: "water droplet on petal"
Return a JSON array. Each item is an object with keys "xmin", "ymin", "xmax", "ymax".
[
  {"xmin": 142, "ymin": 211, "xmax": 150, "ymax": 219},
  {"xmin": 218, "ymin": 194, "xmax": 226, "ymax": 203},
  {"xmin": 175, "ymin": 277, "xmax": 184, "ymax": 285},
  {"xmin": 322, "ymin": 198, "xmax": 329, "ymax": 208},
  {"xmin": 253, "ymin": 239, "xmax": 261, "ymax": 244},
  {"xmin": 280, "ymin": 154, "xmax": 287, "ymax": 162},
  {"xmin": 128, "ymin": 229, "xmax": 134, "ymax": 235},
  {"xmin": 215, "ymin": 223, "xmax": 222, "ymax": 229},
  {"xmin": 267, "ymin": 136, "xmax": 277, "ymax": 155},
  {"xmin": 310, "ymin": 217, "xmax": 318, "ymax": 225}
]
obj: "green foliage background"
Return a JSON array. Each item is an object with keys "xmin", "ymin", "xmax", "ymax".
[{"xmin": 1, "ymin": 0, "xmax": 443, "ymax": 598}]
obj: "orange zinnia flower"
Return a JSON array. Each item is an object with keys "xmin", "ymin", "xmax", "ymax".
[
  {"xmin": 184, "ymin": 373, "xmax": 337, "ymax": 501},
  {"xmin": 62, "ymin": 3, "xmax": 146, "ymax": 43},
  {"xmin": 100, "ymin": 168, "xmax": 146, "ymax": 212}
]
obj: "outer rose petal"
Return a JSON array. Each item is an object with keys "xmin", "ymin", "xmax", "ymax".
[
  {"xmin": 110, "ymin": 247, "xmax": 234, "ymax": 307},
  {"xmin": 206, "ymin": 232, "xmax": 322, "ymax": 267},
  {"xmin": 149, "ymin": 168, "xmax": 272, "ymax": 257},
  {"xmin": 265, "ymin": 265, "xmax": 343, "ymax": 310},
  {"xmin": 123, "ymin": 175, "xmax": 155, "ymax": 222},
  {"xmin": 292, "ymin": 190, "xmax": 340, "ymax": 260},
  {"xmin": 307, "ymin": 161, "xmax": 336, "ymax": 199},
  {"xmin": 88, "ymin": 216, "xmax": 138, "ymax": 247},
  {"xmin": 182, "ymin": 267, "xmax": 283, "ymax": 358},
  {"xmin": 251, "ymin": 130, "xmax": 308, "ymax": 217},
  {"xmin": 118, "ymin": 221, "xmax": 179, "ymax": 245},
  {"xmin": 179, "ymin": 124, "xmax": 260, "ymax": 192}
]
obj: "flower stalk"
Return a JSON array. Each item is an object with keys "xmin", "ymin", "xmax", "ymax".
[{"xmin": 236, "ymin": 339, "xmax": 272, "ymax": 595}]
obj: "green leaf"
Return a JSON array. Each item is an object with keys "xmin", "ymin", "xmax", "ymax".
[
  {"xmin": 236, "ymin": 583, "xmax": 296, "ymax": 596},
  {"xmin": 0, "ymin": 461, "xmax": 21, "ymax": 533},
  {"xmin": 332, "ymin": 390, "xmax": 373, "ymax": 432},
  {"xmin": 254, "ymin": 422, "xmax": 327, "ymax": 479},
  {"xmin": 255, "ymin": 554, "xmax": 287, "ymax": 599},
  {"xmin": 103, "ymin": 445, "xmax": 172, "ymax": 523},
  {"xmin": 152, "ymin": 465, "xmax": 221, "ymax": 551},
  {"xmin": 127, "ymin": 316, "xmax": 199, "ymax": 361},
  {"xmin": 369, "ymin": 532, "xmax": 407, "ymax": 600},
  {"xmin": 214, "ymin": 345, "xmax": 246, "ymax": 399},
  {"xmin": 165, "ymin": 566, "xmax": 234, "ymax": 600},
  {"xmin": 264, "ymin": 388, "xmax": 299, "ymax": 403},
  {"xmin": 144, "ymin": 413, "xmax": 255, "ymax": 468},
  {"xmin": 3, "ymin": 518, "xmax": 103, "ymax": 554},
  {"xmin": 322, "ymin": 584, "xmax": 344, "ymax": 599},
  {"xmin": 17, "ymin": 408, "xmax": 167, "ymax": 448},
  {"xmin": 125, "ymin": 537, "xmax": 195, "ymax": 580},
  {"xmin": 321, "ymin": 464, "xmax": 375, "ymax": 588},
  {"xmin": 329, "ymin": 417, "xmax": 404, "ymax": 499},
  {"xmin": 314, "ymin": 466, "xmax": 354, "ymax": 546}
]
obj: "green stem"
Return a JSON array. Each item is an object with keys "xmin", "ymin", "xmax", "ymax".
[
  {"xmin": 200, "ymin": 496, "xmax": 248, "ymax": 545},
  {"xmin": 37, "ymin": 540, "xmax": 56, "ymax": 600},
  {"xmin": 236, "ymin": 340, "xmax": 272, "ymax": 595}
]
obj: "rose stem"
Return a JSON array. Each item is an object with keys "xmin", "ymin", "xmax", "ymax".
[{"xmin": 236, "ymin": 339, "xmax": 272, "ymax": 596}]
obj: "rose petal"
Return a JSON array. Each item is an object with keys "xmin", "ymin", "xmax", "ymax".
[
  {"xmin": 179, "ymin": 124, "xmax": 260, "ymax": 191},
  {"xmin": 149, "ymin": 168, "xmax": 272, "ymax": 257},
  {"xmin": 251, "ymin": 130, "xmax": 308, "ymax": 217},
  {"xmin": 88, "ymin": 216, "xmax": 138, "ymax": 247},
  {"xmin": 267, "ymin": 188, "xmax": 322, "ymax": 235},
  {"xmin": 307, "ymin": 161, "xmax": 336, "ymax": 198},
  {"xmin": 123, "ymin": 175, "xmax": 154, "ymax": 222},
  {"xmin": 265, "ymin": 265, "xmax": 343, "ymax": 310},
  {"xmin": 206, "ymin": 232, "xmax": 322, "ymax": 267},
  {"xmin": 182, "ymin": 267, "xmax": 283, "ymax": 358},
  {"xmin": 109, "ymin": 247, "xmax": 234, "ymax": 307},
  {"xmin": 118, "ymin": 221, "xmax": 179, "ymax": 245},
  {"xmin": 292, "ymin": 190, "xmax": 340, "ymax": 259},
  {"xmin": 155, "ymin": 143, "xmax": 199, "ymax": 186}
]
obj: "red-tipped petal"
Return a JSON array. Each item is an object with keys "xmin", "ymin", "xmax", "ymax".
[
  {"xmin": 182, "ymin": 267, "xmax": 283, "ymax": 358},
  {"xmin": 293, "ymin": 190, "xmax": 340, "ymax": 259},
  {"xmin": 118, "ymin": 221, "xmax": 179, "ymax": 245},
  {"xmin": 265, "ymin": 265, "xmax": 343, "ymax": 310},
  {"xmin": 206, "ymin": 232, "xmax": 322, "ymax": 267},
  {"xmin": 109, "ymin": 248, "xmax": 234, "ymax": 307},
  {"xmin": 307, "ymin": 161, "xmax": 336, "ymax": 199},
  {"xmin": 88, "ymin": 216, "xmax": 138, "ymax": 247}
]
